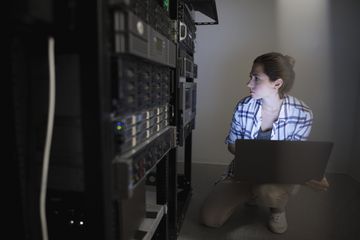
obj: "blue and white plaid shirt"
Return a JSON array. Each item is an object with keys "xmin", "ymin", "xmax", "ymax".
[{"xmin": 222, "ymin": 94, "xmax": 313, "ymax": 180}]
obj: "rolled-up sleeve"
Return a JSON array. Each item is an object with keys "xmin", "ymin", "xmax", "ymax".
[{"xmin": 225, "ymin": 105, "xmax": 243, "ymax": 144}]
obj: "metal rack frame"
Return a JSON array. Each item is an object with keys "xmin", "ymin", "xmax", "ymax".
[{"xmin": 8, "ymin": 0, "xmax": 217, "ymax": 239}]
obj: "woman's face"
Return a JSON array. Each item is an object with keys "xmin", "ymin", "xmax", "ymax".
[{"xmin": 247, "ymin": 64, "xmax": 281, "ymax": 99}]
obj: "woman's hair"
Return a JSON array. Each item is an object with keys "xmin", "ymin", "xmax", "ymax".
[{"xmin": 253, "ymin": 52, "xmax": 295, "ymax": 99}]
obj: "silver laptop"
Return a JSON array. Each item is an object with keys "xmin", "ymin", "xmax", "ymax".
[{"xmin": 234, "ymin": 139, "xmax": 333, "ymax": 184}]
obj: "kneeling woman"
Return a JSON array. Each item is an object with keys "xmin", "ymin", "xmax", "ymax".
[{"xmin": 199, "ymin": 52, "xmax": 329, "ymax": 234}]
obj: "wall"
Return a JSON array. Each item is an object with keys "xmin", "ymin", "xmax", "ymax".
[
  {"xmin": 192, "ymin": 0, "xmax": 278, "ymax": 165},
  {"xmin": 349, "ymin": 83, "xmax": 360, "ymax": 182},
  {"xmin": 328, "ymin": 0, "xmax": 360, "ymax": 175}
]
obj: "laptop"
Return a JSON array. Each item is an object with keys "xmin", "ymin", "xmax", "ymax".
[{"xmin": 233, "ymin": 139, "xmax": 333, "ymax": 184}]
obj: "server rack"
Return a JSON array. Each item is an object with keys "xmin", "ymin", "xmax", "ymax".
[{"xmin": 8, "ymin": 0, "xmax": 218, "ymax": 239}]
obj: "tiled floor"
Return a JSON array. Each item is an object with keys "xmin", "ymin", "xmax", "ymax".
[{"xmin": 178, "ymin": 163, "xmax": 360, "ymax": 240}]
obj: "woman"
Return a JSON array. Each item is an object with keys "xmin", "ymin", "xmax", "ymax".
[{"xmin": 199, "ymin": 52, "xmax": 329, "ymax": 234}]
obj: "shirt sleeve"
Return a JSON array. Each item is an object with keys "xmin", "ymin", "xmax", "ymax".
[
  {"xmin": 225, "ymin": 103, "xmax": 243, "ymax": 144},
  {"xmin": 292, "ymin": 109, "xmax": 313, "ymax": 141}
]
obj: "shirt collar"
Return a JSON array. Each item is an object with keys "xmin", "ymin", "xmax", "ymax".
[
  {"xmin": 254, "ymin": 95, "xmax": 289, "ymax": 123},
  {"xmin": 254, "ymin": 99, "xmax": 262, "ymax": 124},
  {"xmin": 278, "ymin": 95, "xmax": 289, "ymax": 121}
]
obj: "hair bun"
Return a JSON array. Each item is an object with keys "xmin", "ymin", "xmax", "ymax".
[{"xmin": 284, "ymin": 55, "xmax": 295, "ymax": 67}]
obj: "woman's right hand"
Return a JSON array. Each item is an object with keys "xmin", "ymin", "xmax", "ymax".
[{"xmin": 305, "ymin": 176, "xmax": 329, "ymax": 191}]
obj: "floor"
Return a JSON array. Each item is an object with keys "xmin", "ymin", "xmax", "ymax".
[{"xmin": 177, "ymin": 163, "xmax": 360, "ymax": 240}]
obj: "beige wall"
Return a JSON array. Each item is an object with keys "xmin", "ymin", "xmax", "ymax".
[
  {"xmin": 328, "ymin": 0, "xmax": 360, "ymax": 178},
  {"xmin": 190, "ymin": 0, "xmax": 360, "ymax": 178},
  {"xmin": 191, "ymin": 0, "xmax": 278, "ymax": 165}
]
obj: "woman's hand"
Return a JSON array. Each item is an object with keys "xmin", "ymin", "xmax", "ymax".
[{"xmin": 305, "ymin": 176, "xmax": 329, "ymax": 191}]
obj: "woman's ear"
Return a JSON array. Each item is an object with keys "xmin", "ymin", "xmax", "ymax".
[{"xmin": 274, "ymin": 78, "xmax": 283, "ymax": 89}]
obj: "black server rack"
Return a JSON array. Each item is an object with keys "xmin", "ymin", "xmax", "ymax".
[{"xmin": 8, "ymin": 0, "xmax": 218, "ymax": 239}]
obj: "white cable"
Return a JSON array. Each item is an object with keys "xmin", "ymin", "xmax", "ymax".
[{"xmin": 40, "ymin": 37, "xmax": 56, "ymax": 240}]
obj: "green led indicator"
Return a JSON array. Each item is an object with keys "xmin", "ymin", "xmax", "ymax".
[
  {"xmin": 163, "ymin": 0, "xmax": 169, "ymax": 11},
  {"xmin": 116, "ymin": 125, "xmax": 123, "ymax": 130}
]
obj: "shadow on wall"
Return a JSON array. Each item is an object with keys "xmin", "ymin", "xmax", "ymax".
[{"xmin": 328, "ymin": 0, "xmax": 360, "ymax": 176}]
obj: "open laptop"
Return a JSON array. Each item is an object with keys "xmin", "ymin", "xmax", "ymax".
[{"xmin": 234, "ymin": 139, "xmax": 333, "ymax": 184}]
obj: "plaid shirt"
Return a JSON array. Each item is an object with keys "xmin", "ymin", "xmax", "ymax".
[{"xmin": 221, "ymin": 95, "xmax": 313, "ymax": 181}]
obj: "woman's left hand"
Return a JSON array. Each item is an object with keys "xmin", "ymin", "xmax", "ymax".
[{"xmin": 305, "ymin": 176, "xmax": 330, "ymax": 191}]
